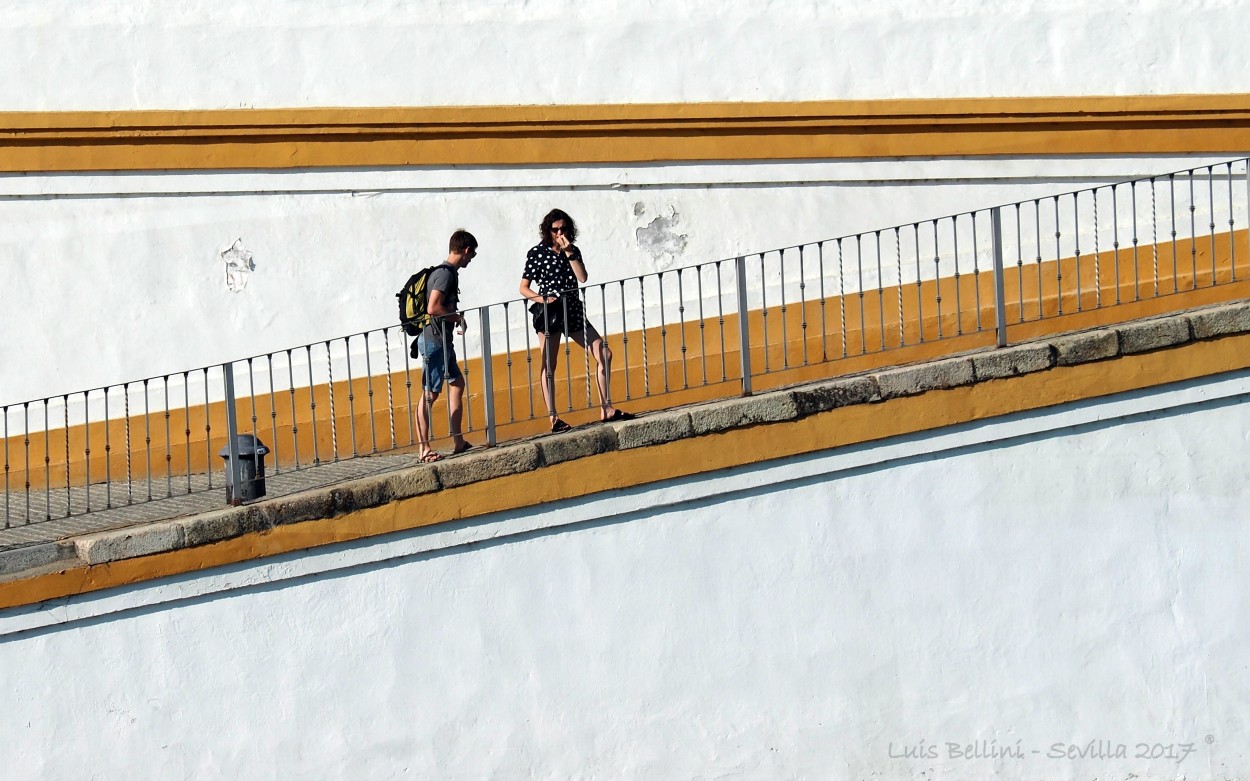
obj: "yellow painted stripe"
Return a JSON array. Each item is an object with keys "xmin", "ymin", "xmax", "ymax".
[{"xmin": 4, "ymin": 94, "xmax": 1250, "ymax": 171}]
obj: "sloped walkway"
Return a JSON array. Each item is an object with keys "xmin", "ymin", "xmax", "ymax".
[
  {"xmin": 0, "ymin": 452, "xmax": 436, "ymax": 552},
  {"xmin": 2, "ymin": 298, "xmax": 1248, "ymax": 585}
]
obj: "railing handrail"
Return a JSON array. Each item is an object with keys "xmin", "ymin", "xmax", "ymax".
[{"xmin": 7, "ymin": 152, "xmax": 1250, "ymax": 532}]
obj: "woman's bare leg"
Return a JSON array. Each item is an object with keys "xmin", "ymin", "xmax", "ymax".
[
  {"xmin": 537, "ymin": 331, "xmax": 561, "ymax": 424},
  {"xmin": 572, "ymin": 324, "xmax": 617, "ymax": 419}
]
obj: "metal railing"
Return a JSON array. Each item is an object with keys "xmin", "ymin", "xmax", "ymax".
[{"xmin": 4, "ymin": 158, "xmax": 1249, "ymax": 530}]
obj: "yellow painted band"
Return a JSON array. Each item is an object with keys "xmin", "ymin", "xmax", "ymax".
[
  {"xmin": 3, "ymin": 328, "xmax": 1250, "ymax": 610},
  {"xmin": 4, "ymin": 94, "xmax": 1250, "ymax": 171}
]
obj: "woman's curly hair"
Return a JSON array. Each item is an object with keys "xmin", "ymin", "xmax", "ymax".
[{"xmin": 540, "ymin": 208, "xmax": 577, "ymax": 245}]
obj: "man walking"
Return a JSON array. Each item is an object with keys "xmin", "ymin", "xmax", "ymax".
[{"xmin": 415, "ymin": 229, "xmax": 477, "ymax": 462}]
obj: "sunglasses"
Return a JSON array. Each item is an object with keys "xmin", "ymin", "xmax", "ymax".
[{"xmin": 551, "ymin": 224, "xmax": 569, "ymax": 235}]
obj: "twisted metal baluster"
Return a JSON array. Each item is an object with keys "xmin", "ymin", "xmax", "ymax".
[
  {"xmin": 1092, "ymin": 191, "xmax": 1101, "ymax": 308},
  {"xmin": 325, "ymin": 342, "xmax": 338, "ymax": 461},
  {"xmin": 582, "ymin": 291, "xmax": 593, "ymax": 408},
  {"xmin": 638, "ymin": 277, "xmax": 650, "ymax": 396},
  {"xmin": 1150, "ymin": 178, "xmax": 1159, "ymax": 297},
  {"xmin": 64, "ymin": 395, "xmax": 73, "ymax": 515},
  {"xmin": 839, "ymin": 238, "xmax": 849, "ymax": 355},
  {"xmin": 382, "ymin": 331, "xmax": 396, "ymax": 451},
  {"xmin": 894, "ymin": 229, "xmax": 905, "ymax": 347},
  {"xmin": 124, "ymin": 384, "xmax": 133, "ymax": 505}
]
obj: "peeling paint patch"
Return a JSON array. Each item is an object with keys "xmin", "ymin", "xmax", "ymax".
[
  {"xmin": 634, "ymin": 204, "xmax": 688, "ymax": 269},
  {"xmin": 221, "ymin": 238, "xmax": 255, "ymax": 293}
]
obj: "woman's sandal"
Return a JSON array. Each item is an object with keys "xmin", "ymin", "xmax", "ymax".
[
  {"xmin": 551, "ymin": 418, "xmax": 572, "ymax": 433},
  {"xmin": 604, "ymin": 409, "xmax": 635, "ymax": 422},
  {"xmin": 419, "ymin": 450, "xmax": 443, "ymax": 463}
]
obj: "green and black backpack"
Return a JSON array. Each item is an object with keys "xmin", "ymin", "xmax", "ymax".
[{"xmin": 396, "ymin": 266, "xmax": 438, "ymax": 336}]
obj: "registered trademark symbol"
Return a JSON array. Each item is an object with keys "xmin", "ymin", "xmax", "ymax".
[{"xmin": 1206, "ymin": 735, "xmax": 1215, "ymax": 745}]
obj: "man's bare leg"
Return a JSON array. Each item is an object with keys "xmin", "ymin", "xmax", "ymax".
[
  {"xmin": 445, "ymin": 377, "xmax": 471, "ymax": 452},
  {"xmin": 415, "ymin": 387, "xmax": 442, "ymax": 461}
]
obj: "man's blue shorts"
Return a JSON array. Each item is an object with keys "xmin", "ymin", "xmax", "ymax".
[{"xmin": 416, "ymin": 334, "xmax": 463, "ymax": 392}]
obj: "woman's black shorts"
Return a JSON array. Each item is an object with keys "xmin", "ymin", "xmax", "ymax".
[{"xmin": 530, "ymin": 296, "xmax": 587, "ymax": 337}]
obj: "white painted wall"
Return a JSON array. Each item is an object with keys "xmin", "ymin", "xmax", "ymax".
[
  {"xmin": 4, "ymin": 1, "xmax": 1249, "ymax": 405},
  {"xmin": 2, "ymin": 155, "xmax": 1244, "ymax": 407},
  {"xmin": 2, "ymin": 371, "xmax": 1248, "ymax": 779},
  {"xmin": 2, "ymin": 0, "xmax": 1249, "ymax": 110}
]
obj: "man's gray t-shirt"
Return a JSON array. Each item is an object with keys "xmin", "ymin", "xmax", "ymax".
[{"xmin": 421, "ymin": 263, "xmax": 459, "ymax": 344}]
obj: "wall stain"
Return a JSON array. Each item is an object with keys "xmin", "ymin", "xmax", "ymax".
[
  {"xmin": 634, "ymin": 203, "xmax": 688, "ymax": 270},
  {"xmin": 221, "ymin": 238, "xmax": 255, "ymax": 293}
]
